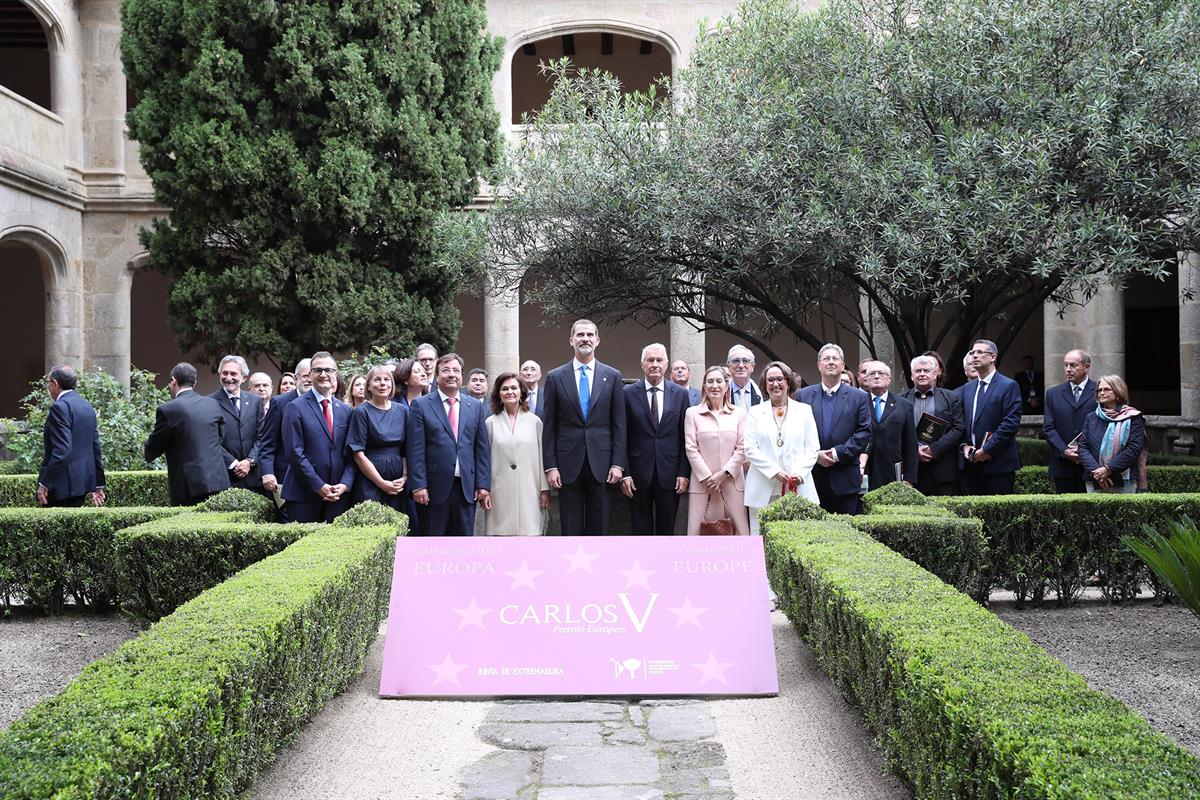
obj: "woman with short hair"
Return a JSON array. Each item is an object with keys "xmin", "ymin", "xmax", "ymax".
[
  {"xmin": 1078, "ymin": 375, "xmax": 1147, "ymax": 493},
  {"xmin": 744, "ymin": 361, "xmax": 820, "ymax": 533},
  {"xmin": 347, "ymin": 366, "xmax": 408, "ymax": 511}
]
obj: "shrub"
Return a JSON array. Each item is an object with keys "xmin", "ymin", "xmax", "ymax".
[
  {"xmin": 764, "ymin": 518, "xmax": 1200, "ymax": 799},
  {"xmin": 199, "ymin": 487, "xmax": 276, "ymax": 521},
  {"xmin": 332, "ymin": 499, "xmax": 408, "ymax": 531},
  {"xmin": 0, "ymin": 507, "xmax": 182, "ymax": 611},
  {"xmin": 849, "ymin": 512, "xmax": 987, "ymax": 596},
  {"xmin": 861, "ymin": 481, "xmax": 930, "ymax": 512},
  {"xmin": 1014, "ymin": 467, "xmax": 1055, "ymax": 495},
  {"xmin": 757, "ymin": 493, "xmax": 827, "ymax": 526},
  {"xmin": 1017, "ymin": 436, "xmax": 1049, "ymax": 466},
  {"xmin": 0, "ymin": 471, "xmax": 170, "ymax": 508},
  {"xmin": 1124, "ymin": 516, "xmax": 1200, "ymax": 618},
  {"xmin": 0, "ymin": 522, "xmax": 397, "ymax": 799}
]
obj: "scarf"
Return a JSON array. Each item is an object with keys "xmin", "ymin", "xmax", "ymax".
[{"xmin": 1094, "ymin": 403, "xmax": 1141, "ymax": 476}]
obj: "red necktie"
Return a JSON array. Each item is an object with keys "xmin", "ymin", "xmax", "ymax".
[
  {"xmin": 322, "ymin": 398, "xmax": 333, "ymax": 437},
  {"xmin": 447, "ymin": 397, "xmax": 459, "ymax": 440}
]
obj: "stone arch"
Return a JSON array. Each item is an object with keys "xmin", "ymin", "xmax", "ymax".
[
  {"xmin": 0, "ymin": 226, "xmax": 67, "ymax": 413},
  {"xmin": 0, "ymin": 0, "xmax": 66, "ymax": 111}
]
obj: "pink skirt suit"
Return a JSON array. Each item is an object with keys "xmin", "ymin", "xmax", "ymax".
[{"xmin": 683, "ymin": 404, "xmax": 751, "ymax": 536}]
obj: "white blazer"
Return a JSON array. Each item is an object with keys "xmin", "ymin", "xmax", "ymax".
[{"xmin": 743, "ymin": 398, "xmax": 820, "ymax": 508}]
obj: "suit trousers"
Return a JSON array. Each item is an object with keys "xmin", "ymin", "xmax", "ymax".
[
  {"xmin": 1053, "ymin": 475, "xmax": 1087, "ymax": 494},
  {"xmin": 417, "ymin": 478, "xmax": 475, "ymax": 536},
  {"xmin": 289, "ymin": 497, "xmax": 350, "ymax": 523},
  {"xmin": 630, "ymin": 480, "xmax": 681, "ymax": 535},
  {"xmin": 46, "ymin": 495, "xmax": 87, "ymax": 508},
  {"xmin": 960, "ymin": 468, "xmax": 1015, "ymax": 496},
  {"xmin": 559, "ymin": 454, "xmax": 610, "ymax": 536},
  {"xmin": 916, "ymin": 471, "xmax": 959, "ymax": 497},
  {"xmin": 812, "ymin": 468, "xmax": 861, "ymax": 515}
]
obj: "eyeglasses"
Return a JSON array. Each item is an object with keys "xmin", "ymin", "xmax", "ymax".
[
  {"xmin": 967, "ymin": 349, "xmax": 995, "ymax": 357},
  {"xmin": 311, "ymin": 367, "xmax": 337, "ymax": 375},
  {"xmin": 728, "ymin": 358, "xmax": 753, "ymax": 365}
]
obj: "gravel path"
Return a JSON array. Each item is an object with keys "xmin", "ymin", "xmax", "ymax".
[
  {"xmin": 996, "ymin": 598, "xmax": 1200, "ymax": 756},
  {"xmin": 0, "ymin": 608, "xmax": 140, "ymax": 730}
]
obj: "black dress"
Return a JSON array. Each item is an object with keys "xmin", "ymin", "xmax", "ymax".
[{"xmin": 347, "ymin": 402, "xmax": 408, "ymax": 511}]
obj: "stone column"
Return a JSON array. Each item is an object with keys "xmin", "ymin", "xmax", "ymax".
[
  {"xmin": 483, "ymin": 278, "xmax": 520, "ymax": 379},
  {"xmin": 669, "ymin": 316, "xmax": 705, "ymax": 385},
  {"xmin": 1042, "ymin": 283, "xmax": 1125, "ymax": 380},
  {"xmin": 78, "ymin": 0, "xmax": 127, "ymax": 192},
  {"xmin": 1180, "ymin": 251, "xmax": 1200, "ymax": 421},
  {"xmin": 48, "ymin": 19, "xmax": 85, "ymax": 187}
]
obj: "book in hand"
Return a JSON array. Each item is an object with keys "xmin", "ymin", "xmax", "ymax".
[{"xmin": 916, "ymin": 412, "xmax": 950, "ymax": 444}]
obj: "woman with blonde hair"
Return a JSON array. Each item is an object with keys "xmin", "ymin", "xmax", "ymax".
[
  {"xmin": 684, "ymin": 366, "xmax": 750, "ymax": 536},
  {"xmin": 347, "ymin": 365, "xmax": 408, "ymax": 511},
  {"xmin": 1077, "ymin": 375, "xmax": 1147, "ymax": 493},
  {"xmin": 343, "ymin": 373, "xmax": 367, "ymax": 409}
]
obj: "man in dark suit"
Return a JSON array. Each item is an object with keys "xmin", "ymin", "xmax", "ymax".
[
  {"xmin": 282, "ymin": 352, "xmax": 355, "ymax": 522},
  {"xmin": 621, "ymin": 344, "xmax": 690, "ymax": 534},
  {"xmin": 37, "ymin": 365, "xmax": 105, "ymax": 508},
  {"xmin": 144, "ymin": 362, "xmax": 230, "ymax": 506},
  {"xmin": 670, "ymin": 360, "xmax": 702, "ymax": 405},
  {"xmin": 727, "ymin": 345, "xmax": 763, "ymax": 410},
  {"xmin": 1015, "ymin": 355, "xmax": 1045, "ymax": 414},
  {"xmin": 258, "ymin": 357, "xmax": 311, "ymax": 521},
  {"xmin": 543, "ymin": 319, "xmax": 628, "ymax": 535},
  {"xmin": 211, "ymin": 355, "xmax": 265, "ymax": 491},
  {"xmin": 959, "ymin": 339, "xmax": 1023, "ymax": 495},
  {"xmin": 1043, "ymin": 349, "xmax": 1097, "ymax": 493},
  {"xmin": 520, "ymin": 360, "xmax": 544, "ymax": 417},
  {"xmin": 408, "ymin": 353, "xmax": 491, "ymax": 535},
  {"xmin": 861, "ymin": 361, "xmax": 919, "ymax": 491},
  {"xmin": 901, "ymin": 354, "xmax": 965, "ymax": 496},
  {"xmin": 795, "ymin": 343, "xmax": 871, "ymax": 514}
]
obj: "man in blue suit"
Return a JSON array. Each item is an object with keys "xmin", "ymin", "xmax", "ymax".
[
  {"xmin": 959, "ymin": 339, "xmax": 1023, "ymax": 494},
  {"xmin": 282, "ymin": 352, "xmax": 355, "ymax": 522},
  {"xmin": 37, "ymin": 365, "xmax": 105, "ymax": 508},
  {"xmin": 1043, "ymin": 349, "xmax": 1097, "ymax": 493},
  {"xmin": 621, "ymin": 344, "xmax": 690, "ymax": 534},
  {"xmin": 408, "ymin": 353, "xmax": 491, "ymax": 535},
  {"xmin": 258, "ymin": 357, "xmax": 310, "ymax": 521},
  {"xmin": 671, "ymin": 360, "xmax": 702, "ymax": 405},
  {"xmin": 796, "ymin": 343, "xmax": 871, "ymax": 514},
  {"xmin": 543, "ymin": 319, "xmax": 628, "ymax": 535}
]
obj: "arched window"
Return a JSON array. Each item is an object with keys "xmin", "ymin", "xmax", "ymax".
[
  {"xmin": 0, "ymin": 1, "xmax": 51, "ymax": 109},
  {"xmin": 0, "ymin": 238, "xmax": 48, "ymax": 415}
]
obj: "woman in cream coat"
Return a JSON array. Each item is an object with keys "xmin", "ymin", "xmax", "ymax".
[
  {"xmin": 744, "ymin": 361, "xmax": 820, "ymax": 534},
  {"xmin": 483, "ymin": 373, "xmax": 550, "ymax": 535},
  {"xmin": 684, "ymin": 366, "xmax": 750, "ymax": 536}
]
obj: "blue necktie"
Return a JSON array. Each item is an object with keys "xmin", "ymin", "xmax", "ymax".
[
  {"xmin": 578, "ymin": 365, "xmax": 590, "ymax": 421},
  {"xmin": 874, "ymin": 396, "xmax": 883, "ymax": 421},
  {"xmin": 821, "ymin": 391, "xmax": 835, "ymax": 440}
]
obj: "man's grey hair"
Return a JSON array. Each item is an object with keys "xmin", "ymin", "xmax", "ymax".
[
  {"xmin": 249, "ymin": 371, "xmax": 273, "ymax": 386},
  {"xmin": 817, "ymin": 343, "xmax": 844, "ymax": 361},
  {"xmin": 726, "ymin": 344, "xmax": 755, "ymax": 363},
  {"xmin": 972, "ymin": 339, "xmax": 999, "ymax": 355},
  {"xmin": 641, "ymin": 343, "xmax": 668, "ymax": 362},
  {"xmin": 47, "ymin": 365, "xmax": 78, "ymax": 390},
  {"xmin": 218, "ymin": 355, "xmax": 249, "ymax": 377},
  {"xmin": 1068, "ymin": 349, "xmax": 1093, "ymax": 366},
  {"xmin": 865, "ymin": 360, "xmax": 891, "ymax": 376},
  {"xmin": 294, "ymin": 357, "xmax": 312, "ymax": 374},
  {"xmin": 415, "ymin": 343, "xmax": 438, "ymax": 358},
  {"xmin": 910, "ymin": 355, "xmax": 938, "ymax": 372},
  {"xmin": 962, "ymin": 354, "xmax": 973, "ymax": 368}
]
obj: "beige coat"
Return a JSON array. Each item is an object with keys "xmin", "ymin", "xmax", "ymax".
[
  {"xmin": 684, "ymin": 404, "xmax": 750, "ymax": 535},
  {"xmin": 485, "ymin": 410, "xmax": 549, "ymax": 535}
]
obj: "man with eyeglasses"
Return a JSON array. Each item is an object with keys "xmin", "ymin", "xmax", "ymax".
[
  {"xmin": 795, "ymin": 343, "xmax": 871, "ymax": 514},
  {"xmin": 281, "ymin": 352, "xmax": 356, "ymax": 522},
  {"xmin": 959, "ymin": 339, "xmax": 1023, "ymax": 495},
  {"xmin": 861, "ymin": 361, "xmax": 919, "ymax": 491},
  {"xmin": 726, "ymin": 345, "xmax": 763, "ymax": 410}
]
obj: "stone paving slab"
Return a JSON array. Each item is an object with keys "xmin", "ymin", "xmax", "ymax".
[
  {"xmin": 541, "ymin": 744, "xmax": 661, "ymax": 785},
  {"xmin": 478, "ymin": 721, "xmax": 604, "ymax": 750},
  {"xmin": 485, "ymin": 701, "xmax": 626, "ymax": 723},
  {"xmin": 647, "ymin": 703, "xmax": 718, "ymax": 741}
]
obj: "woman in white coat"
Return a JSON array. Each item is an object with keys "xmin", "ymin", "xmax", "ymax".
[
  {"xmin": 483, "ymin": 372, "xmax": 550, "ymax": 535},
  {"xmin": 744, "ymin": 361, "xmax": 820, "ymax": 534}
]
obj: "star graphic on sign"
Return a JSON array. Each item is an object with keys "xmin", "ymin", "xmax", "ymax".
[
  {"xmin": 692, "ymin": 651, "xmax": 734, "ymax": 686},
  {"xmin": 504, "ymin": 560, "xmax": 543, "ymax": 590},
  {"xmin": 427, "ymin": 653, "xmax": 468, "ymax": 687},
  {"xmin": 617, "ymin": 560, "xmax": 658, "ymax": 591},
  {"xmin": 561, "ymin": 543, "xmax": 600, "ymax": 573},
  {"xmin": 452, "ymin": 597, "xmax": 492, "ymax": 630},
  {"xmin": 668, "ymin": 596, "xmax": 708, "ymax": 629}
]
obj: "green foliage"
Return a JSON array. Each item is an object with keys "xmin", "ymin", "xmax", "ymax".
[
  {"xmin": 1017, "ymin": 437, "xmax": 1050, "ymax": 466},
  {"xmin": 198, "ymin": 487, "xmax": 275, "ymax": 520},
  {"xmin": 756, "ymin": 493, "xmax": 827, "ymax": 526},
  {"xmin": 765, "ymin": 518, "xmax": 1200, "ymax": 798},
  {"xmin": 335, "ymin": 346, "xmax": 397, "ymax": 386},
  {"xmin": 861, "ymin": 482, "xmax": 930, "ymax": 512},
  {"xmin": 0, "ymin": 470, "xmax": 169, "ymax": 508},
  {"xmin": 1011, "ymin": 465, "xmax": 1200, "ymax": 495},
  {"xmin": 477, "ymin": 0, "xmax": 1200, "ymax": 366},
  {"xmin": 5, "ymin": 368, "xmax": 168, "ymax": 473},
  {"xmin": 332, "ymin": 499, "xmax": 407, "ymax": 531},
  {"xmin": 0, "ymin": 460, "xmax": 22, "ymax": 476},
  {"xmin": 1124, "ymin": 516, "xmax": 1200, "ymax": 618},
  {"xmin": 0, "ymin": 521, "xmax": 397, "ymax": 799},
  {"xmin": 120, "ymin": 0, "xmax": 502, "ymax": 367},
  {"xmin": 0, "ymin": 507, "xmax": 182, "ymax": 611}
]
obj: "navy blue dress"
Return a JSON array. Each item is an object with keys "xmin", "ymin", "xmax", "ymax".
[{"xmin": 347, "ymin": 402, "xmax": 408, "ymax": 511}]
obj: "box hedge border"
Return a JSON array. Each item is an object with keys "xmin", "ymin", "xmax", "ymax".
[
  {"xmin": 763, "ymin": 516, "xmax": 1200, "ymax": 799},
  {"xmin": 0, "ymin": 521, "xmax": 399, "ymax": 800},
  {"xmin": 0, "ymin": 470, "xmax": 169, "ymax": 508}
]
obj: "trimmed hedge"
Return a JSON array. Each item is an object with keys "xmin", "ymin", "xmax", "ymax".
[
  {"xmin": 0, "ymin": 521, "xmax": 397, "ymax": 799},
  {"xmin": 1017, "ymin": 436, "xmax": 1200, "ymax": 468},
  {"xmin": 0, "ymin": 507, "xmax": 182, "ymax": 611},
  {"xmin": 848, "ymin": 511, "xmax": 986, "ymax": 596},
  {"xmin": 861, "ymin": 481, "xmax": 931, "ymax": 512},
  {"xmin": 1013, "ymin": 465, "xmax": 1200, "ymax": 495},
  {"xmin": 0, "ymin": 470, "xmax": 169, "ymax": 508},
  {"xmin": 764, "ymin": 518, "xmax": 1200, "ymax": 799}
]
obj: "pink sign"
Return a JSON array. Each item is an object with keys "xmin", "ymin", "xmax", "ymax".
[{"xmin": 379, "ymin": 536, "xmax": 778, "ymax": 697}]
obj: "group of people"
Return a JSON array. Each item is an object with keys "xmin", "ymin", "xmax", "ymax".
[{"xmin": 34, "ymin": 325, "xmax": 1148, "ymax": 535}]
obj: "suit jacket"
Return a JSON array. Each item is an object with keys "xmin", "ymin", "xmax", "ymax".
[
  {"xmin": 900, "ymin": 387, "xmax": 965, "ymax": 484},
  {"xmin": 542, "ymin": 360, "xmax": 628, "ymax": 484},
  {"xmin": 729, "ymin": 380, "xmax": 763, "ymax": 410},
  {"xmin": 623, "ymin": 380, "xmax": 689, "ymax": 491},
  {"xmin": 407, "ymin": 391, "xmax": 490, "ymax": 503},
  {"xmin": 144, "ymin": 389, "xmax": 231, "ymax": 504},
  {"xmin": 795, "ymin": 384, "xmax": 872, "ymax": 496},
  {"xmin": 743, "ymin": 399, "xmax": 820, "ymax": 507},
  {"xmin": 258, "ymin": 388, "xmax": 300, "ymax": 480},
  {"xmin": 1043, "ymin": 379, "xmax": 1097, "ymax": 479},
  {"xmin": 38, "ymin": 390, "xmax": 105, "ymax": 501},
  {"xmin": 281, "ymin": 391, "xmax": 356, "ymax": 502},
  {"xmin": 686, "ymin": 386, "xmax": 701, "ymax": 406},
  {"xmin": 684, "ymin": 405, "xmax": 746, "ymax": 492},
  {"xmin": 1015, "ymin": 369, "xmax": 1045, "ymax": 413},
  {"xmin": 527, "ymin": 386, "xmax": 545, "ymax": 418},
  {"xmin": 209, "ymin": 389, "xmax": 265, "ymax": 490},
  {"xmin": 960, "ymin": 371, "xmax": 1023, "ymax": 474},
  {"xmin": 864, "ymin": 393, "xmax": 919, "ymax": 490}
]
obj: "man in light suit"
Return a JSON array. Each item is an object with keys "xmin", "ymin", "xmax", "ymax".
[
  {"xmin": 621, "ymin": 344, "xmax": 689, "ymax": 534},
  {"xmin": 281, "ymin": 352, "xmax": 355, "ymax": 522},
  {"xmin": 862, "ymin": 361, "xmax": 919, "ymax": 491},
  {"xmin": 727, "ymin": 345, "xmax": 763, "ymax": 410},
  {"xmin": 144, "ymin": 362, "xmax": 230, "ymax": 506},
  {"xmin": 542, "ymin": 319, "xmax": 627, "ymax": 535},
  {"xmin": 258, "ymin": 357, "xmax": 310, "ymax": 521},
  {"xmin": 901, "ymin": 354, "xmax": 965, "ymax": 496},
  {"xmin": 671, "ymin": 360, "xmax": 701, "ymax": 406},
  {"xmin": 959, "ymin": 339, "xmax": 1023, "ymax": 495},
  {"xmin": 520, "ymin": 360, "xmax": 544, "ymax": 417},
  {"xmin": 795, "ymin": 343, "xmax": 871, "ymax": 514},
  {"xmin": 1043, "ymin": 349, "xmax": 1097, "ymax": 493},
  {"xmin": 37, "ymin": 365, "xmax": 105, "ymax": 508},
  {"xmin": 408, "ymin": 353, "xmax": 491, "ymax": 535},
  {"xmin": 211, "ymin": 355, "xmax": 265, "ymax": 492}
]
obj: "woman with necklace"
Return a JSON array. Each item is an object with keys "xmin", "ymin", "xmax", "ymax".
[
  {"xmin": 347, "ymin": 365, "xmax": 409, "ymax": 512},
  {"xmin": 483, "ymin": 372, "xmax": 550, "ymax": 534},
  {"xmin": 744, "ymin": 361, "xmax": 820, "ymax": 533}
]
